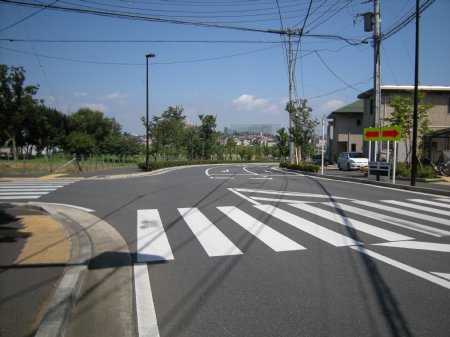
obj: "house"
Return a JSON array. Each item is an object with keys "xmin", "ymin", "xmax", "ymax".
[
  {"xmin": 327, "ymin": 100, "xmax": 364, "ymax": 163},
  {"xmin": 357, "ymin": 85, "xmax": 450, "ymax": 162}
]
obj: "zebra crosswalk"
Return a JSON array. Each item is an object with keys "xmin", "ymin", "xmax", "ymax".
[
  {"xmin": 136, "ymin": 197, "xmax": 450, "ymax": 263},
  {"xmin": 0, "ymin": 178, "xmax": 80, "ymax": 200}
]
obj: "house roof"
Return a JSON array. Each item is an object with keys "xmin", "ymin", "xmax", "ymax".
[
  {"xmin": 357, "ymin": 85, "xmax": 450, "ymax": 99},
  {"xmin": 327, "ymin": 99, "xmax": 363, "ymax": 118}
]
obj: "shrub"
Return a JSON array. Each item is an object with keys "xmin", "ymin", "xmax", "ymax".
[
  {"xmin": 394, "ymin": 162, "xmax": 437, "ymax": 179},
  {"xmin": 279, "ymin": 162, "xmax": 320, "ymax": 173}
]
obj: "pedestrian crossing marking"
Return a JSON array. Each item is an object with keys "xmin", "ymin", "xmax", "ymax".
[
  {"xmin": 137, "ymin": 209, "xmax": 174, "ymax": 262},
  {"xmin": 373, "ymin": 241, "xmax": 450, "ymax": 252},
  {"xmin": 254, "ymin": 204, "xmax": 362, "ymax": 247},
  {"xmin": 320, "ymin": 201, "xmax": 450, "ymax": 237},
  {"xmin": 350, "ymin": 246, "xmax": 450, "ymax": 290},
  {"xmin": 217, "ymin": 206, "xmax": 306, "ymax": 252},
  {"xmin": 382, "ymin": 200, "xmax": 450, "ymax": 217},
  {"xmin": 0, "ymin": 179, "xmax": 80, "ymax": 200},
  {"xmin": 408, "ymin": 198, "xmax": 450, "ymax": 208},
  {"xmin": 353, "ymin": 200, "xmax": 450, "ymax": 226},
  {"xmin": 178, "ymin": 208, "xmax": 243, "ymax": 257},
  {"xmin": 289, "ymin": 203, "xmax": 414, "ymax": 242}
]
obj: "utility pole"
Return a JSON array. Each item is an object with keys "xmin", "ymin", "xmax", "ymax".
[
  {"xmin": 373, "ymin": 0, "xmax": 381, "ymax": 161},
  {"xmin": 288, "ymin": 29, "xmax": 295, "ymax": 163},
  {"xmin": 411, "ymin": 0, "xmax": 420, "ymax": 186}
]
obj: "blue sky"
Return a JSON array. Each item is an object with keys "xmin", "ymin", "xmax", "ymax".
[{"xmin": 1, "ymin": 0, "xmax": 449, "ymax": 135}]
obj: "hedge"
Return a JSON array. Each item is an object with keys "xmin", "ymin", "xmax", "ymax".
[{"xmin": 279, "ymin": 162, "xmax": 320, "ymax": 173}]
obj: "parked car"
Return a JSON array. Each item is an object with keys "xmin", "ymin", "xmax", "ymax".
[
  {"xmin": 337, "ymin": 152, "xmax": 368, "ymax": 170},
  {"xmin": 311, "ymin": 154, "xmax": 329, "ymax": 165}
]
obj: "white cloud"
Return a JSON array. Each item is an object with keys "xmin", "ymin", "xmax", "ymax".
[
  {"xmin": 73, "ymin": 91, "xmax": 88, "ymax": 97},
  {"xmin": 100, "ymin": 92, "xmax": 129, "ymax": 100},
  {"xmin": 232, "ymin": 94, "xmax": 281, "ymax": 114},
  {"xmin": 323, "ymin": 99, "xmax": 345, "ymax": 112},
  {"xmin": 77, "ymin": 103, "xmax": 109, "ymax": 112}
]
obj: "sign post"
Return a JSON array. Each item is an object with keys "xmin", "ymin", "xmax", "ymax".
[{"xmin": 364, "ymin": 126, "xmax": 402, "ymax": 183}]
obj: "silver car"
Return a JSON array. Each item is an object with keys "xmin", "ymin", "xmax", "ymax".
[{"xmin": 337, "ymin": 152, "xmax": 368, "ymax": 170}]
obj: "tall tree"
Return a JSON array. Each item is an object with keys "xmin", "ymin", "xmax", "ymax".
[
  {"xmin": 0, "ymin": 65, "xmax": 39, "ymax": 159},
  {"xmin": 385, "ymin": 92, "xmax": 432, "ymax": 164},
  {"xmin": 287, "ymin": 100, "xmax": 318, "ymax": 162},
  {"xmin": 276, "ymin": 127, "xmax": 289, "ymax": 161},
  {"xmin": 198, "ymin": 114, "xmax": 217, "ymax": 160}
]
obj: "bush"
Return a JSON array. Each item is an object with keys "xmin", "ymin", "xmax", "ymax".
[
  {"xmin": 137, "ymin": 159, "xmax": 272, "ymax": 171},
  {"xmin": 394, "ymin": 162, "xmax": 437, "ymax": 179},
  {"xmin": 279, "ymin": 162, "xmax": 320, "ymax": 173}
]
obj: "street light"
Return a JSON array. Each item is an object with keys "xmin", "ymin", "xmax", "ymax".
[{"xmin": 145, "ymin": 53, "xmax": 155, "ymax": 170}]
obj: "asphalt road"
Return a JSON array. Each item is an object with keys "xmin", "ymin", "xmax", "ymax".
[{"xmin": 3, "ymin": 164, "xmax": 450, "ymax": 336}]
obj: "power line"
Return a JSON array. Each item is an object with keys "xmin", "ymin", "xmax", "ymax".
[
  {"xmin": 0, "ymin": 38, "xmax": 283, "ymax": 44},
  {"xmin": 0, "ymin": 0, "xmax": 58, "ymax": 33}
]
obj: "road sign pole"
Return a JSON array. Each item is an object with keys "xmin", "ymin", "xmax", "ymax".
[
  {"xmin": 368, "ymin": 141, "xmax": 372, "ymax": 161},
  {"xmin": 387, "ymin": 141, "xmax": 390, "ymax": 162},
  {"xmin": 393, "ymin": 141, "xmax": 397, "ymax": 184}
]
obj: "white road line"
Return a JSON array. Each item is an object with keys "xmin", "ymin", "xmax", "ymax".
[
  {"xmin": 430, "ymin": 272, "xmax": 450, "ymax": 281},
  {"xmin": 228, "ymin": 188, "xmax": 261, "ymax": 205},
  {"xmin": 255, "ymin": 205, "xmax": 361, "ymax": 247},
  {"xmin": 134, "ymin": 263, "xmax": 160, "ymax": 337},
  {"xmin": 234, "ymin": 188, "xmax": 348, "ymax": 199},
  {"xmin": 381, "ymin": 200, "xmax": 450, "ymax": 217},
  {"xmin": 407, "ymin": 198, "xmax": 450, "ymax": 209},
  {"xmin": 320, "ymin": 202, "xmax": 450, "ymax": 237},
  {"xmin": 251, "ymin": 196, "xmax": 313, "ymax": 204},
  {"xmin": 373, "ymin": 241, "xmax": 450, "ymax": 252},
  {"xmin": 434, "ymin": 198, "xmax": 450, "ymax": 203},
  {"xmin": 290, "ymin": 203, "xmax": 413, "ymax": 242},
  {"xmin": 137, "ymin": 209, "xmax": 174, "ymax": 262},
  {"xmin": 217, "ymin": 206, "xmax": 306, "ymax": 252},
  {"xmin": 0, "ymin": 188, "xmax": 57, "ymax": 192},
  {"xmin": 28, "ymin": 202, "xmax": 94, "ymax": 212},
  {"xmin": 350, "ymin": 246, "xmax": 450, "ymax": 290},
  {"xmin": 242, "ymin": 166, "xmax": 258, "ymax": 175},
  {"xmin": 178, "ymin": 208, "xmax": 243, "ymax": 257},
  {"xmin": 0, "ymin": 191, "xmax": 49, "ymax": 195},
  {"xmin": 353, "ymin": 200, "xmax": 450, "ymax": 226},
  {"xmin": 0, "ymin": 195, "xmax": 41, "ymax": 200},
  {"xmin": 249, "ymin": 177, "xmax": 273, "ymax": 180}
]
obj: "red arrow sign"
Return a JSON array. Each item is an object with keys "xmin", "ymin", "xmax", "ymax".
[
  {"xmin": 365, "ymin": 130, "xmax": 379, "ymax": 138},
  {"xmin": 382, "ymin": 129, "xmax": 399, "ymax": 138}
]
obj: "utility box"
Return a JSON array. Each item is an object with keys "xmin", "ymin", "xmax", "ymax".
[
  {"xmin": 364, "ymin": 12, "xmax": 374, "ymax": 32},
  {"xmin": 368, "ymin": 161, "xmax": 391, "ymax": 182}
]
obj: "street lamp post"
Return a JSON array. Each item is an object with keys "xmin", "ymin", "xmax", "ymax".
[{"xmin": 145, "ymin": 53, "xmax": 156, "ymax": 170}]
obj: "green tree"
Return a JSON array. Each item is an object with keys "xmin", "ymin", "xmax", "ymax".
[
  {"xmin": 224, "ymin": 136, "xmax": 237, "ymax": 160},
  {"xmin": 385, "ymin": 92, "xmax": 432, "ymax": 164},
  {"xmin": 276, "ymin": 127, "xmax": 289, "ymax": 161},
  {"xmin": 67, "ymin": 108, "xmax": 122, "ymax": 147},
  {"xmin": 287, "ymin": 100, "xmax": 318, "ymax": 162},
  {"xmin": 65, "ymin": 131, "xmax": 96, "ymax": 157},
  {"xmin": 143, "ymin": 106, "xmax": 186, "ymax": 160},
  {"xmin": 198, "ymin": 114, "xmax": 217, "ymax": 160},
  {"xmin": 0, "ymin": 65, "xmax": 39, "ymax": 159}
]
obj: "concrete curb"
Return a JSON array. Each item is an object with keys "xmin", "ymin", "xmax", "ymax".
[{"xmin": 12, "ymin": 202, "xmax": 92, "ymax": 337}]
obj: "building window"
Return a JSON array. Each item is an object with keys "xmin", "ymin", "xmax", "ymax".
[
  {"xmin": 351, "ymin": 144, "xmax": 356, "ymax": 152},
  {"xmin": 356, "ymin": 119, "xmax": 361, "ymax": 126},
  {"xmin": 370, "ymin": 99, "xmax": 374, "ymax": 114}
]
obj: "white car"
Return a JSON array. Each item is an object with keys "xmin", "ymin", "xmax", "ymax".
[{"xmin": 337, "ymin": 152, "xmax": 368, "ymax": 170}]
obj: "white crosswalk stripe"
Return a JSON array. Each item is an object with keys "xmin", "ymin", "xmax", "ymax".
[
  {"xmin": 136, "ymin": 198, "xmax": 450, "ymax": 261},
  {"xmin": 353, "ymin": 200, "xmax": 450, "ymax": 226},
  {"xmin": 289, "ymin": 203, "xmax": 414, "ymax": 242},
  {"xmin": 178, "ymin": 207, "xmax": 243, "ymax": 257},
  {"xmin": 0, "ymin": 179, "xmax": 80, "ymax": 200},
  {"xmin": 320, "ymin": 201, "xmax": 450, "ymax": 237},
  {"xmin": 382, "ymin": 199, "xmax": 450, "ymax": 217},
  {"xmin": 217, "ymin": 206, "xmax": 306, "ymax": 252}
]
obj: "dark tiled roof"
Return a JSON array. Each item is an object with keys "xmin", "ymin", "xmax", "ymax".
[{"xmin": 328, "ymin": 100, "xmax": 363, "ymax": 118}]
